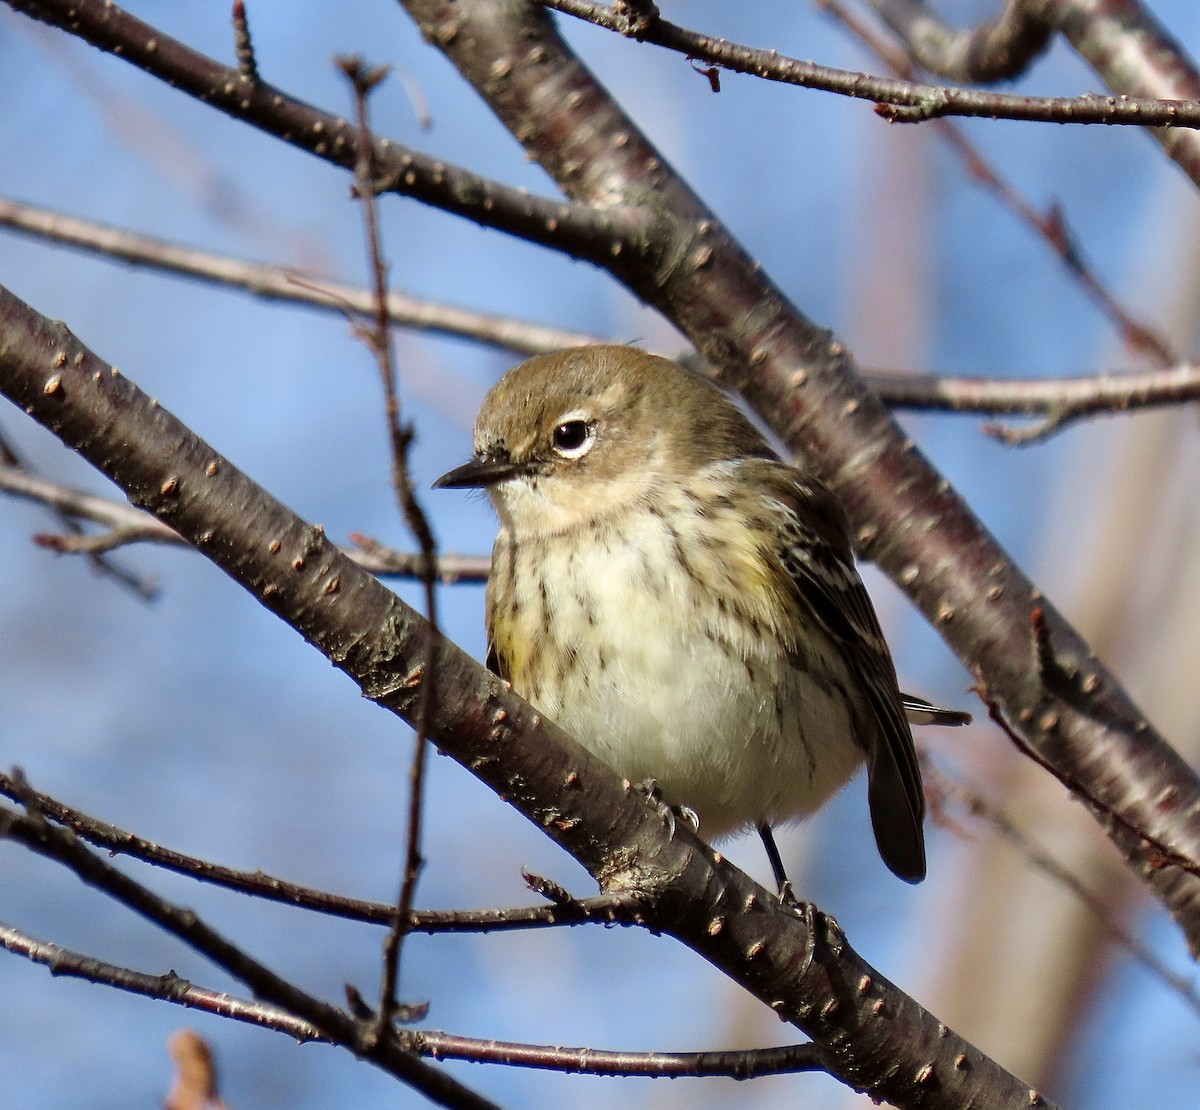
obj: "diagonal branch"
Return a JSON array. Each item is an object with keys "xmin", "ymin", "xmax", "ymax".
[
  {"xmin": 0, "ymin": 920, "xmax": 827, "ymax": 1080},
  {"xmin": 4, "ymin": 0, "xmax": 650, "ymax": 265},
  {"xmin": 0, "ymin": 792, "xmax": 500, "ymax": 1110},
  {"xmin": 871, "ymin": 0, "xmax": 1200, "ymax": 189},
  {"xmin": 393, "ymin": 0, "xmax": 1200, "ymax": 952},
  {"xmin": 0, "ymin": 281, "xmax": 1056, "ymax": 1109}
]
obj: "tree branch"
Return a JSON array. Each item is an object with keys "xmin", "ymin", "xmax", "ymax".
[
  {"xmin": 0, "ymin": 281, "xmax": 1056, "ymax": 1108},
  {"xmin": 393, "ymin": 0, "xmax": 1200, "ymax": 952},
  {"xmin": 0, "ymin": 920, "xmax": 828, "ymax": 1080},
  {"xmin": 0, "ymin": 197, "xmax": 600, "ymax": 357},
  {"xmin": 862, "ymin": 0, "xmax": 1053, "ymax": 83},
  {"xmin": 0, "ymin": 463, "xmax": 491, "ymax": 579},
  {"xmin": 5, "ymin": 196, "xmax": 1192, "ymax": 443},
  {"xmin": 869, "ymin": 0, "xmax": 1200, "ymax": 190},
  {"xmin": 5, "ymin": 0, "xmax": 650, "ymax": 265},
  {"xmin": 535, "ymin": 0, "xmax": 1200, "ymax": 127},
  {"xmin": 0, "ymin": 790, "xmax": 501, "ymax": 1110}
]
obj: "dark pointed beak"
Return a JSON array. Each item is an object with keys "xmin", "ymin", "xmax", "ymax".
[{"xmin": 432, "ymin": 455, "xmax": 528, "ymax": 490}]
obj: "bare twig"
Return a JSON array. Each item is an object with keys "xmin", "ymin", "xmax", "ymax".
[
  {"xmin": 818, "ymin": 0, "xmax": 1179, "ymax": 368},
  {"xmin": 0, "ymin": 763, "xmax": 644, "ymax": 931},
  {"xmin": 230, "ymin": 0, "xmax": 257, "ymax": 83},
  {"xmin": 0, "ymin": 430, "xmax": 158, "ymax": 597},
  {"xmin": 403, "ymin": 1028, "xmax": 826, "ymax": 1078},
  {"xmin": 863, "ymin": 363, "xmax": 1200, "ymax": 439},
  {"xmin": 0, "ymin": 463, "xmax": 491, "ymax": 578},
  {"xmin": 534, "ymin": 0, "xmax": 1200, "ymax": 128},
  {"xmin": 338, "ymin": 54, "xmax": 440, "ymax": 1035},
  {"xmin": 1, "ymin": 918, "xmax": 826, "ymax": 1081},
  {"xmin": 0, "ymin": 197, "xmax": 601, "ymax": 357},
  {"xmin": 925, "ymin": 761, "xmax": 1200, "ymax": 1019},
  {"xmin": 979, "ymin": 671, "xmax": 1200, "ymax": 881},
  {"xmin": 348, "ymin": 534, "xmax": 489, "ymax": 584},
  {"xmin": 5, "ymin": 196, "xmax": 1193, "ymax": 444},
  {"xmin": 0, "ymin": 919, "xmax": 326, "ymax": 1039},
  {"xmin": 0, "ymin": 783, "xmax": 501, "ymax": 1110}
]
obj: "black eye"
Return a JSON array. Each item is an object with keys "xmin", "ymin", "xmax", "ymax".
[{"xmin": 551, "ymin": 419, "xmax": 595, "ymax": 458}]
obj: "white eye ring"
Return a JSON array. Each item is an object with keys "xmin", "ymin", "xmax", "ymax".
[{"xmin": 551, "ymin": 413, "xmax": 596, "ymax": 459}]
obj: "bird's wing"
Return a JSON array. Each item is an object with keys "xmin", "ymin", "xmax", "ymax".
[{"xmin": 757, "ymin": 463, "xmax": 927, "ymax": 883}]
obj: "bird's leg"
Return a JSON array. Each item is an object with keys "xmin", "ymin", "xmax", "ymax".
[{"xmin": 758, "ymin": 824, "xmax": 796, "ymax": 904}]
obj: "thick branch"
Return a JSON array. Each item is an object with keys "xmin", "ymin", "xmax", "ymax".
[
  {"xmin": 864, "ymin": 0, "xmax": 1053, "ymax": 82},
  {"xmin": 0, "ymin": 283, "xmax": 1053, "ymax": 1108},
  {"xmin": 871, "ymin": 0, "xmax": 1200, "ymax": 189},
  {"xmin": 394, "ymin": 0, "xmax": 1200, "ymax": 952},
  {"xmin": 5, "ymin": 0, "xmax": 650, "ymax": 264}
]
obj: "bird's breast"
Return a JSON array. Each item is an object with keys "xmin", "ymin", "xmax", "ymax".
[{"xmin": 485, "ymin": 499, "xmax": 864, "ymax": 836}]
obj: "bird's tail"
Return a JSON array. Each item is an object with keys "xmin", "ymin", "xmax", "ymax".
[{"xmin": 902, "ymin": 694, "xmax": 972, "ymax": 727}]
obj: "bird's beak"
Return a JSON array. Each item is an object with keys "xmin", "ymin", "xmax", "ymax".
[{"xmin": 432, "ymin": 455, "xmax": 528, "ymax": 490}]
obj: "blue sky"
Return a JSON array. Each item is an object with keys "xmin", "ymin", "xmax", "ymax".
[{"xmin": 2, "ymin": 2, "xmax": 1199, "ymax": 1106}]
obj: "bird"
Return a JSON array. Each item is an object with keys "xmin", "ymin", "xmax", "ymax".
[{"xmin": 434, "ymin": 345, "xmax": 969, "ymax": 891}]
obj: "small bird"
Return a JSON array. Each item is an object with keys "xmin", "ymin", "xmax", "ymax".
[{"xmin": 435, "ymin": 345, "xmax": 968, "ymax": 889}]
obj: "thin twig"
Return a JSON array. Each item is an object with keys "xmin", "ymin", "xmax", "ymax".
[
  {"xmin": 534, "ymin": 0, "xmax": 1200, "ymax": 128},
  {"xmin": 818, "ymin": 0, "xmax": 1179, "ymax": 368},
  {"xmin": 3, "ymin": 196, "xmax": 1192, "ymax": 443},
  {"xmin": 979, "ymin": 672, "xmax": 1200, "ymax": 880},
  {"xmin": 0, "ymin": 463, "xmax": 491, "ymax": 578},
  {"xmin": 338, "ymin": 54, "xmax": 440, "ymax": 1035},
  {"xmin": 0, "ymin": 197, "xmax": 601, "ymax": 357},
  {"xmin": 863, "ymin": 362, "xmax": 1200, "ymax": 440},
  {"xmin": 0, "ymin": 430, "xmax": 158, "ymax": 598},
  {"xmin": 0, "ymin": 763, "xmax": 645, "ymax": 931},
  {"xmin": 1, "ymin": 919, "xmax": 826, "ymax": 1080},
  {"xmin": 403, "ymin": 1028, "xmax": 826, "ymax": 1077},
  {"xmin": 0, "ymin": 783, "xmax": 501, "ymax": 1110},
  {"xmin": 924, "ymin": 760, "xmax": 1200, "ymax": 1021},
  {"xmin": 0, "ymin": 919, "xmax": 326, "ymax": 1040}
]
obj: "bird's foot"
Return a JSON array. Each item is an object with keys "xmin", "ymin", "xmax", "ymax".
[{"xmin": 633, "ymin": 778, "xmax": 698, "ymax": 837}]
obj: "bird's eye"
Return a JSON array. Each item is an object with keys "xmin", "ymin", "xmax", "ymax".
[{"xmin": 551, "ymin": 419, "xmax": 595, "ymax": 459}]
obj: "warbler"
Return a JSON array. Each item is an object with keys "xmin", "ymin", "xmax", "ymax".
[{"xmin": 434, "ymin": 345, "xmax": 968, "ymax": 888}]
